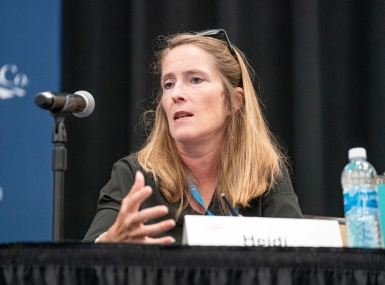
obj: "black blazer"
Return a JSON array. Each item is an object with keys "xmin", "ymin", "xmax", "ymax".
[{"xmin": 83, "ymin": 154, "xmax": 302, "ymax": 244}]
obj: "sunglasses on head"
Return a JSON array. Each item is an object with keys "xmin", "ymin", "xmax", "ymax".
[{"xmin": 195, "ymin": 29, "xmax": 235, "ymax": 57}]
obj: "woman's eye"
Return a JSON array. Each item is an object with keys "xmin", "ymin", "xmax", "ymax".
[
  {"xmin": 164, "ymin": 82, "xmax": 173, "ymax": 89},
  {"xmin": 192, "ymin": 77, "xmax": 203, "ymax": 84}
]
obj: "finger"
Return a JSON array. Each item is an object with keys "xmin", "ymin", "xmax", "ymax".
[
  {"xmin": 121, "ymin": 171, "xmax": 151, "ymax": 213},
  {"xmin": 119, "ymin": 187, "xmax": 150, "ymax": 217},
  {"xmin": 122, "ymin": 186, "xmax": 153, "ymax": 214},
  {"xmin": 142, "ymin": 236, "xmax": 176, "ymax": 245},
  {"xmin": 129, "ymin": 205, "xmax": 170, "ymax": 224},
  {"xmin": 125, "ymin": 236, "xmax": 176, "ymax": 245},
  {"xmin": 128, "ymin": 219, "xmax": 176, "ymax": 238},
  {"xmin": 127, "ymin": 171, "xmax": 146, "ymax": 197}
]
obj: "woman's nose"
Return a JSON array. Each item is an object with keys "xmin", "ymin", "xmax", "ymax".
[{"xmin": 170, "ymin": 82, "xmax": 186, "ymax": 102}]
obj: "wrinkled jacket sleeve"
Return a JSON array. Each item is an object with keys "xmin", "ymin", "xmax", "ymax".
[{"xmin": 82, "ymin": 159, "xmax": 136, "ymax": 242}]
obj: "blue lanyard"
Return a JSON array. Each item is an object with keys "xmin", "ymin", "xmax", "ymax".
[
  {"xmin": 186, "ymin": 176, "xmax": 214, "ymax": 216},
  {"xmin": 186, "ymin": 175, "xmax": 238, "ymax": 216}
]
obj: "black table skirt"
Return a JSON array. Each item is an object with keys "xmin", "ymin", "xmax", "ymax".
[{"xmin": 1, "ymin": 243, "xmax": 385, "ymax": 285}]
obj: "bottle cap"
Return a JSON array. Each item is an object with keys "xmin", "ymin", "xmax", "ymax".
[{"xmin": 348, "ymin": 147, "xmax": 367, "ymax": 160}]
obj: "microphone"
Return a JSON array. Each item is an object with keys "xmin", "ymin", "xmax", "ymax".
[{"xmin": 34, "ymin": 90, "xmax": 95, "ymax": 118}]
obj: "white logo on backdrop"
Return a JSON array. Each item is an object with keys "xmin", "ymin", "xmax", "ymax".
[
  {"xmin": 0, "ymin": 64, "xmax": 29, "ymax": 100},
  {"xmin": 0, "ymin": 187, "xmax": 3, "ymax": 202}
]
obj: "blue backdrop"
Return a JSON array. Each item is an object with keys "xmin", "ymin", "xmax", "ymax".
[{"xmin": 0, "ymin": 0, "xmax": 61, "ymax": 242}]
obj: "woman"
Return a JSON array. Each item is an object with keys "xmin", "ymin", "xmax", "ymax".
[{"xmin": 83, "ymin": 29, "xmax": 302, "ymax": 244}]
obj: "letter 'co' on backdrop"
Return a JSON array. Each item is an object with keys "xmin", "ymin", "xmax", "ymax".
[{"xmin": 0, "ymin": 1, "xmax": 61, "ymax": 242}]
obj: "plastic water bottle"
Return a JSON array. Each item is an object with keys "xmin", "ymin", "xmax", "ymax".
[{"xmin": 341, "ymin": 147, "xmax": 383, "ymax": 248}]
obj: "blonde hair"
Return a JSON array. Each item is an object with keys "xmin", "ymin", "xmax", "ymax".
[{"xmin": 137, "ymin": 33, "xmax": 286, "ymax": 218}]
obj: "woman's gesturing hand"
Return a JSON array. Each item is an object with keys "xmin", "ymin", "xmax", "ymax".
[{"xmin": 98, "ymin": 171, "xmax": 176, "ymax": 244}]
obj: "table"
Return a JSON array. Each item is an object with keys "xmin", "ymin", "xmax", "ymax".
[{"xmin": 1, "ymin": 243, "xmax": 385, "ymax": 284}]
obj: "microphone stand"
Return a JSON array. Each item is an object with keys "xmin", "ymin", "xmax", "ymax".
[
  {"xmin": 34, "ymin": 90, "xmax": 95, "ymax": 242},
  {"xmin": 52, "ymin": 114, "xmax": 67, "ymax": 241}
]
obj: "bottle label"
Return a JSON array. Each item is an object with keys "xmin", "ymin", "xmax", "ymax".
[{"xmin": 344, "ymin": 190, "xmax": 378, "ymax": 213}]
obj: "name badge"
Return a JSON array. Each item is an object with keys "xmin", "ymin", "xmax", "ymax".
[{"xmin": 182, "ymin": 215, "xmax": 343, "ymax": 247}]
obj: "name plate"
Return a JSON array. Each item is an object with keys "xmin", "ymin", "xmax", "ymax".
[{"xmin": 182, "ymin": 215, "xmax": 343, "ymax": 247}]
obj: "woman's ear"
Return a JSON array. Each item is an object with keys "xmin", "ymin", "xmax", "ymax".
[{"xmin": 232, "ymin": 87, "xmax": 244, "ymax": 112}]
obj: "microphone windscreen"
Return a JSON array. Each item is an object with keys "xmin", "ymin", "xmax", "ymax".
[{"xmin": 73, "ymin": 90, "xmax": 95, "ymax": 118}]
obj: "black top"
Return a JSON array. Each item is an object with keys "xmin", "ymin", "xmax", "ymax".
[{"xmin": 83, "ymin": 154, "xmax": 302, "ymax": 244}]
